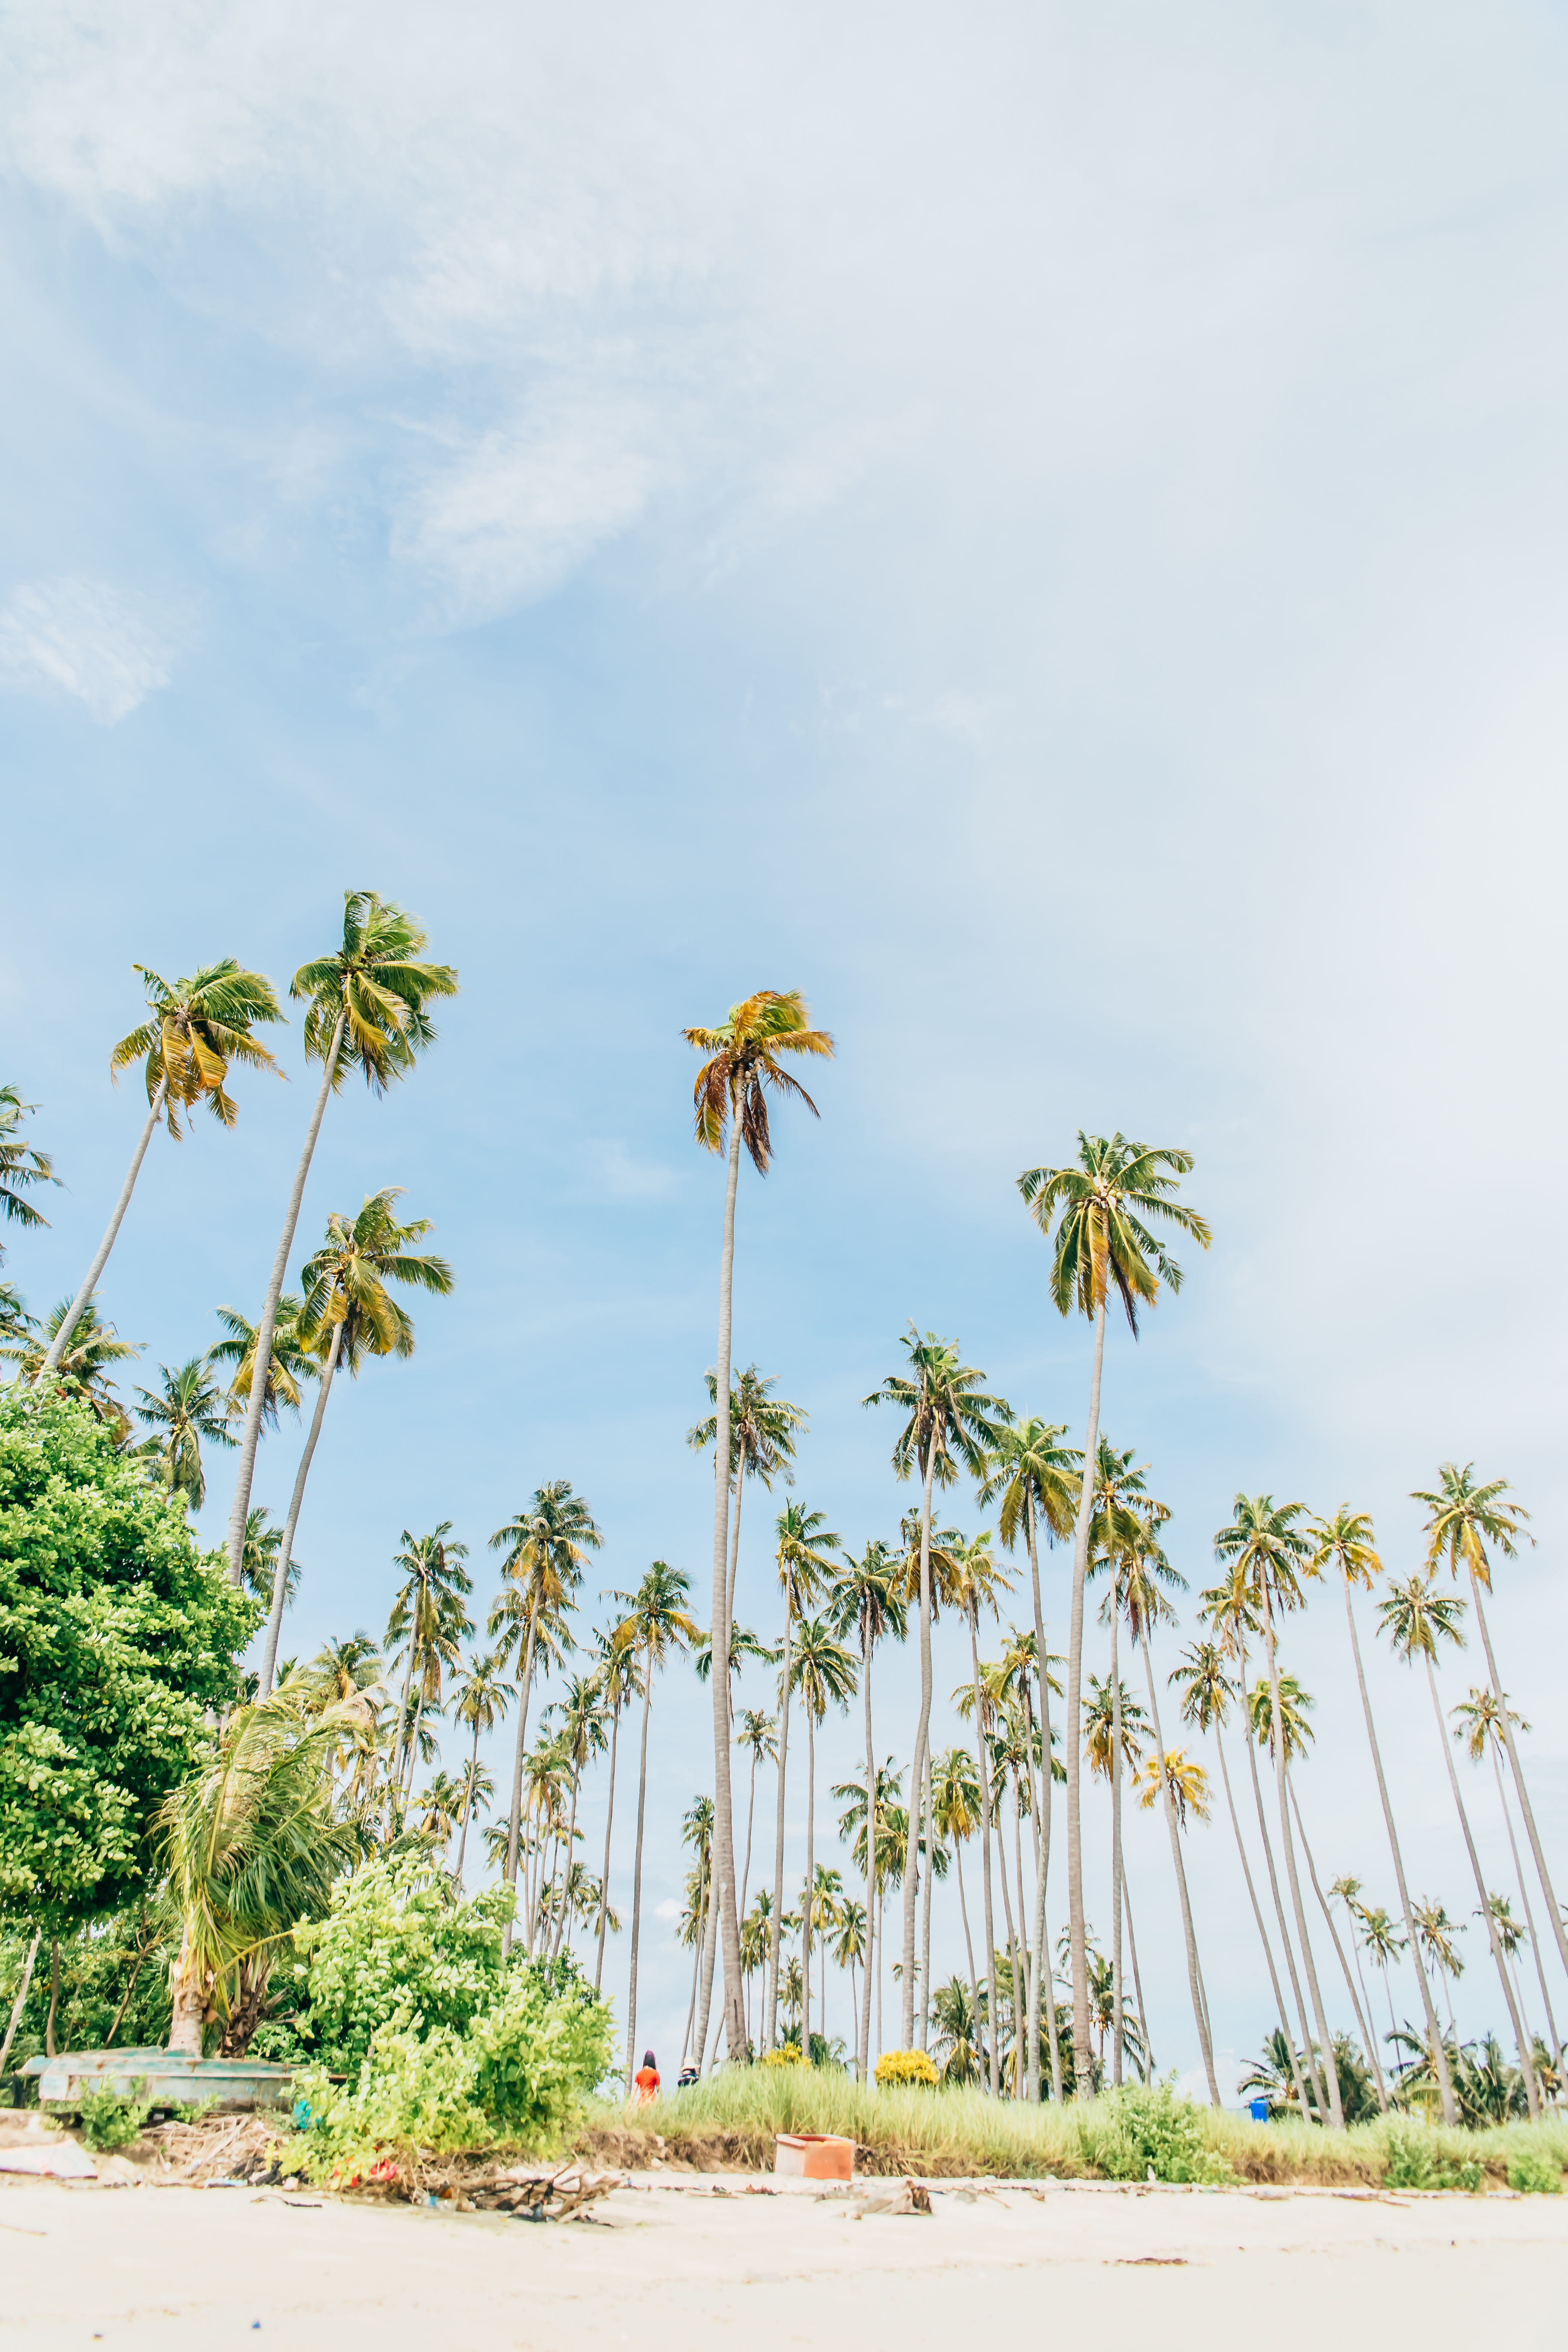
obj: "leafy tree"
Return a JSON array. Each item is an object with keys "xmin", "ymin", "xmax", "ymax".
[
  {"xmin": 386, "ymin": 1524, "xmax": 473, "ymax": 1798},
  {"xmin": 788, "ymin": 1614, "xmax": 857, "ymax": 2055}
]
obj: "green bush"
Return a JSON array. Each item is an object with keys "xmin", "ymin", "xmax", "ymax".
[
  {"xmin": 1087, "ymin": 2082, "xmax": 1232, "ymax": 2184},
  {"xmin": 1382, "ymin": 2122, "xmax": 1483, "ymax": 2192},
  {"xmin": 291, "ymin": 1855, "xmax": 516, "ymax": 2069},
  {"xmin": 78, "ymin": 2088, "xmax": 150, "ymax": 2152},
  {"xmin": 1507, "ymin": 2142, "xmax": 1562, "ymax": 2195}
]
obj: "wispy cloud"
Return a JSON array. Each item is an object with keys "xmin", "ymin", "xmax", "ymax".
[{"xmin": 0, "ymin": 576, "xmax": 174, "ymax": 723}]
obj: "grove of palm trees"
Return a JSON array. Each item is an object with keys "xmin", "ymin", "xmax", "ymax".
[{"xmin": 3, "ymin": 925, "xmax": 1566, "ymax": 2191}]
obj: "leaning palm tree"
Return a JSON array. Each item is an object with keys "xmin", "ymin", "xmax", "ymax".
[
  {"xmin": 0, "ymin": 1086, "xmax": 57, "ymax": 1258},
  {"xmin": 386, "ymin": 1524, "xmax": 473, "ymax": 1798},
  {"xmin": 1413, "ymin": 1463, "xmax": 1568, "ymax": 1985},
  {"xmin": 610, "ymin": 1560, "xmax": 701, "ymax": 2089},
  {"xmin": 3, "ymin": 1296, "xmax": 141, "ymax": 1433},
  {"xmin": 451, "ymin": 1652, "xmax": 512, "ymax": 1883},
  {"xmin": 1213, "ymin": 1494, "xmax": 1342, "ymax": 2127},
  {"xmin": 43, "ymin": 961, "xmax": 284, "ymax": 1378},
  {"xmin": 1084, "ymin": 1439, "xmax": 1161, "ymax": 2092},
  {"xmin": 487, "ymin": 1482, "xmax": 600, "ymax": 1954},
  {"xmin": 864, "ymin": 1327, "xmax": 1007, "ymax": 2049},
  {"xmin": 131, "ymin": 1355, "xmax": 236, "ymax": 1510},
  {"xmin": 765, "ymin": 1502, "xmax": 840, "ymax": 2050},
  {"xmin": 1452, "ymin": 1687, "xmax": 1565, "ymax": 2072},
  {"xmin": 225, "ymin": 893, "xmax": 457, "ymax": 1584},
  {"xmin": 683, "ymin": 990, "xmax": 833, "ymax": 2064},
  {"xmin": 1017, "ymin": 1134, "xmax": 1209, "ymax": 2089},
  {"xmin": 1378, "ymin": 1574, "xmax": 1540, "ymax": 2116},
  {"xmin": 1308, "ymin": 1505, "xmax": 1455, "ymax": 2124},
  {"xmin": 829, "ymin": 1540, "xmax": 906, "ymax": 2081},
  {"xmin": 789, "ymin": 1613, "xmax": 858, "ymax": 2054},
  {"xmin": 256, "ymin": 1190, "xmax": 454, "ymax": 1697}
]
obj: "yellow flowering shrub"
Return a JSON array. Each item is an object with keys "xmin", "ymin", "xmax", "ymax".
[
  {"xmin": 763, "ymin": 2043, "xmax": 805, "ymax": 2069},
  {"xmin": 873, "ymin": 2048, "xmax": 939, "ymax": 2089}
]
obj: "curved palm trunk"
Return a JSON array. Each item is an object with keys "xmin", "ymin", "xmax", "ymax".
[
  {"xmin": 1491, "ymin": 1746, "xmax": 1564, "ymax": 2073},
  {"xmin": 707, "ymin": 1116, "xmax": 746, "ymax": 2061},
  {"xmin": 802, "ymin": 1706, "xmax": 816, "ymax": 2055},
  {"xmin": 1109, "ymin": 1606, "xmax": 1125, "ymax": 2088},
  {"xmin": 1421, "ymin": 1648, "xmax": 1539, "ymax": 2116},
  {"xmin": 595, "ymin": 1704, "xmax": 622, "ymax": 1994},
  {"xmin": 968, "ymin": 1609, "xmax": 1000, "ymax": 2095},
  {"xmin": 0, "ymin": 1927, "xmax": 41, "ymax": 2077},
  {"xmin": 900, "ymin": 1442, "xmax": 938, "ymax": 2049},
  {"xmin": 167, "ymin": 1924, "xmax": 207, "ymax": 2057},
  {"xmin": 1123, "ymin": 1874, "xmax": 1153, "ymax": 2076},
  {"xmin": 1064, "ymin": 1293, "xmax": 1106, "ymax": 2093},
  {"xmin": 226, "ymin": 1014, "xmax": 346, "ymax": 1583},
  {"xmin": 1288, "ymin": 1788, "xmax": 1387, "ymax": 2110},
  {"xmin": 1339, "ymin": 1582, "xmax": 1455, "ymax": 2126},
  {"xmin": 1010, "ymin": 1770, "xmax": 1030, "ymax": 2098},
  {"xmin": 43, "ymin": 1080, "xmax": 170, "ymax": 1377},
  {"xmin": 1139, "ymin": 1632, "xmax": 1219, "ymax": 2105},
  {"xmin": 501, "ymin": 1609, "xmax": 541, "ymax": 1963},
  {"xmin": 1023, "ymin": 1495, "xmax": 1054, "ymax": 2103},
  {"xmin": 1260, "ymin": 1600, "xmax": 1341, "ymax": 2127},
  {"xmin": 766, "ymin": 1609, "xmax": 793, "ymax": 2052},
  {"xmin": 919, "ymin": 1748, "xmax": 935, "ymax": 2052},
  {"xmin": 1466, "ymin": 1567, "xmax": 1568, "ymax": 1983},
  {"xmin": 623, "ymin": 1664, "xmax": 655, "ymax": 2093},
  {"xmin": 258, "ymin": 1346, "xmax": 338, "ymax": 1697},
  {"xmin": 454, "ymin": 1714, "xmax": 483, "ymax": 1883},
  {"xmin": 1214, "ymin": 1723, "xmax": 1308, "ymax": 2116},
  {"xmin": 860, "ymin": 1628, "xmax": 876, "ymax": 2083}
]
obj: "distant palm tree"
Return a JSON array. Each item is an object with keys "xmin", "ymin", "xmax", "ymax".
[
  {"xmin": 688, "ymin": 1364, "xmax": 807, "ymax": 1626},
  {"xmin": 1086, "ymin": 1439, "xmax": 1161, "ymax": 2091},
  {"xmin": 765, "ymin": 1502, "xmax": 840, "ymax": 2050},
  {"xmin": 1017, "ymin": 1133, "xmax": 1209, "ymax": 2090},
  {"xmin": 951, "ymin": 1528, "xmax": 1014, "ymax": 2091},
  {"xmin": 43, "ymin": 961, "xmax": 285, "ymax": 1382},
  {"xmin": 0, "ymin": 1086, "xmax": 57, "ymax": 1258},
  {"xmin": 685, "ymin": 989, "xmax": 833, "ymax": 2064},
  {"xmin": 1356, "ymin": 1904, "xmax": 1407, "ymax": 2040},
  {"xmin": 610, "ymin": 1560, "xmax": 700, "ymax": 2089},
  {"xmin": 257, "ymin": 1189, "xmax": 453, "ymax": 1697},
  {"xmin": 413, "ymin": 1770, "xmax": 467, "ymax": 1845},
  {"xmin": 790, "ymin": 1613, "xmax": 858, "ymax": 2054},
  {"xmin": 590, "ymin": 1624, "xmax": 643, "ymax": 1994},
  {"xmin": 931, "ymin": 1743, "xmax": 985, "ymax": 2079},
  {"xmin": 225, "ymin": 892, "xmax": 457, "ymax": 1584},
  {"xmin": 131, "ymin": 1355, "xmax": 236, "ymax": 1510},
  {"xmin": 237, "ymin": 1507, "xmax": 301, "ymax": 1617},
  {"xmin": 829, "ymin": 1539, "xmax": 906, "ymax": 2080},
  {"xmin": 488, "ymin": 1482, "xmax": 600, "ymax": 1957},
  {"xmin": 210, "ymin": 1296, "xmax": 315, "ymax": 1431},
  {"xmin": 451, "ymin": 1651, "xmax": 511, "ymax": 1883},
  {"xmin": 386, "ymin": 1524, "xmax": 473, "ymax": 1798},
  {"xmin": 865, "ymin": 1327, "xmax": 1006, "ymax": 2050},
  {"xmin": 546, "ymin": 1670, "xmax": 609, "ymax": 1960},
  {"xmin": 3, "ymin": 1296, "xmax": 141, "ymax": 1433},
  {"xmin": 735, "ymin": 1709, "xmax": 778, "ymax": 1924},
  {"xmin": 1452, "ymin": 1686, "xmax": 1564, "ymax": 2073}
]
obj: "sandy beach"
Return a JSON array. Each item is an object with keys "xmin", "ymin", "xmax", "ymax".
[{"xmin": 2, "ymin": 2169, "xmax": 1562, "ymax": 2351}]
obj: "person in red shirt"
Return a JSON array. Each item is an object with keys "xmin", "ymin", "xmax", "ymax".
[{"xmin": 633, "ymin": 2050, "xmax": 660, "ymax": 2106}]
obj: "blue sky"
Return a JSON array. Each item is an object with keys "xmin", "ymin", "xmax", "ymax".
[{"xmin": 4, "ymin": 2, "xmax": 1568, "ymax": 2090}]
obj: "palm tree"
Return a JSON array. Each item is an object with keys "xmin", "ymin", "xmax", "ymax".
[
  {"xmin": 829, "ymin": 1540, "xmax": 906, "ymax": 2081},
  {"xmin": 790, "ymin": 1613, "xmax": 858, "ymax": 2054},
  {"xmin": 3, "ymin": 1295, "xmax": 141, "ymax": 1433},
  {"xmin": 238, "ymin": 1507, "xmax": 301, "ymax": 1617},
  {"xmin": 591, "ymin": 1624, "xmax": 643, "ymax": 1994},
  {"xmin": 1378, "ymin": 1574, "xmax": 1540, "ymax": 2115},
  {"xmin": 832, "ymin": 1897, "xmax": 868, "ymax": 2049},
  {"xmin": 1452, "ymin": 1686, "xmax": 1565, "ymax": 2073},
  {"xmin": 949, "ymin": 1527, "xmax": 1014, "ymax": 2091},
  {"xmin": 1017, "ymin": 1133, "xmax": 1209, "ymax": 2089},
  {"xmin": 451, "ymin": 1652, "xmax": 512, "ymax": 1883},
  {"xmin": 765, "ymin": 1503, "xmax": 840, "ymax": 2050},
  {"xmin": 735, "ymin": 1708, "xmax": 778, "ymax": 1925},
  {"xmin": 43, "ymin": 962, "xmax": 285, "ymax": 1380},
  {"xmin": 1308, "ymin": 1506, "xmax": 1455, "ymax": 2125},
  {"xmin": 864, "ymin": 1327, "xmax": 1006, "ymax": 2049},
  {"xmin": 680, "ymin": 1795, "xmax": 717, "ymax": 2066},
  {"xmin": 931, "ymin": 1742, "xmax": 986, "ymax": 2081},
  {"xmin": 689, "ymin": 1620, "xmax": 779, "ymax": 2071},
  {"xmin": 1414, "ymin": 1464, "xmax": 1568, "ymax": 1984},
  {"xmin": 0, "ymin": 1086, "xmax": 57, "ymax": 1256},
  {"xmin": 685, "ymin": 990, "xmax": 833, "ymax": 2063},
  {"xmin": 610, "ymin": 1560, "xmax": 701, "ymax": 2089},
  {"xmin": 386, "ymin": 1523, "xmax": 473, "ymax": 1795},
  {"xmin": 225, "ymin": 893, "xmax": 457, "ymax": 1583},
  {"xmin": 978, "ymin": 1415, "xmax": 1079, "ymax": 2101},
  {"xmin": 1289, "ymin": 1796, "xmax": 1387, "ymax": 2111},
  {"xmin": 546, "ymin": 1670, "xmax": 609, "ymax": 1960},
  {"xmin": 131, "ymin": 1355, "xmax": 236, "ymax": 1510},
  {"xmin": 257, "ymin": 1190, "xmax": 453, "ymax": 1696},
  {"xmin": 1411, "ymin": 1899, "xmax": 1466, "ymax": 2034},
  {"xmin": 413, "ymin": 1771, "xmax": 467, "ymax": 1846},
  {"xmin": 807, "ymin": 1862, "xmax": 845, "ymax": 2038},
  {"xmin": 210, "ymin": 1296, "xmax": 315, "ymax": 1432},
  {"xmin": 1084, "ymin": 1439, "xmax": 1161, "ymax": 2091},
  {"xmin": 689, "ymin": 1365, "xmax": 807, "ymax": 1627},
  {"xmin": 1213, "ymin": 1494, "xmax": 1342, "ymax": 2126},
  {"xmin": 1357, "ymin": 1904, "xmax": 1407, "ymax": 2040},
  {"xmin": 488, "ymin": 1481, "xmax": 600, "ymax": 1956}
]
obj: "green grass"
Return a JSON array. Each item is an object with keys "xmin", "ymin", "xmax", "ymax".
[{"xmin": 574, "ymin": 2068, "xmax": 1568, "ymax": 2189}]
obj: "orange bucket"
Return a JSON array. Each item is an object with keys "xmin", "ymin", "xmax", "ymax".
[{"xmin": 774, "ymin": 2132, "xmax": 855, "ymax": 2181}]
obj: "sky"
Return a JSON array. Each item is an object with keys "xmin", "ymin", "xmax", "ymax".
[{"xmin": 3, "ymin": 1, "xmax": 1568, "ymax": 2095}]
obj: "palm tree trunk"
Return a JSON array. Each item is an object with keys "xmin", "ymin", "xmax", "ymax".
[
  {"xmin": 551, "ymin": 1777, "xmax": 582, "ymax": 1961},
  {"xmin": 953, "ymin": 1838, "xmax": 981, "ymax": 2058},
  {"xmin": 802, "ymin": 1706, "xmax": 816, "ymax": 2056},
  {"xmin": 225, "ymin": 1012, "xmax": 346, "ymax": 1583},
  {"xmin": 624, "ymin": 1665, "xmax": 655, "ymax": 2093},
  {"xmin": 1011, "ymin": 1770, "xmax": 1030, "ymax": 2099},
  {"xmin": 707, "ymin": 1114, "xmax": 746, "ymax": 2061},
  {"xmin": 1465, "ymin": 1567, "xmax": 1568, "ymax": 1984},
  {"xmin": 0, "ymin": 1926, "xmax": 41, "ymax": 2076},
  {"xmin": 1064, "ymin": 1292, "xmax": 1106, "ymax": 2094},
  {"xmin": 694, "ymin": 1836, "xmax": 722, "ymax": 2073},
  {"xmin": 1340, "ymin": 1577, "xmax": 1455, "ymax": 2125},
  {"xmin": 919, "ymin": 1746, "xmax": 934, "ymax": 2052},
  {"xmin": 968, "ymin": 1609, "xmax": 1000, "ymax": 2095},
  {"xmin": 41, "ymin": 1079, "xmax": 169, "ymax": 1378},
  {"xmin": 741, "ymin": 1746, "xmax": 759, "ymax": 1921},
  {"xmin": 502, "ymin": 1609, "xmax": 541, "ymax": 1963},
  {"xmin": 1109, "ymin": 1606, "xmax": 1124, "ymax": 2088},
  {"xmin": 767, "ymin": 1607, "xmax": 793, "ymax": 2052},
  {"xmin": 1214, "ymin": 1722, "xmax": 1309, "ymax": 2116},
  {"xmin": 1261, "ymin": 1600, "xmax": 1341, "ymax": 2127},
  {"xmin": 257, "ymin": 1344, "xmax": 338, "ymax": 1698},
  {"xmin": 901, "ymin": 1442, "xmax": 938, "ymax": 2050},
  {"xmin": 1239, "ymin": 1653, "xmax": 1324, "ymax": 2119},
  {"xmin": 992, "ymin": 1777, "xmax": 1018, "ymax": 2086},
  {"xmin": 1123, "ymin": 1874, "xmax": 1153, "ymax": 2076},
  {"xmin": 1421, "ymin": 1648, "xmax": 1539, "ymax": 2116},
  {"xmin": 167, "ymin": 1925, "xmax": 206, "ymax": 2057},
  {"xmin": 596, "ymin": 1703, "xmax": 621, "ymax": 1994},
  {"xmin": 1139, "ymin": 1633, "xmax": 1220, "ymax": 2105},
  {"xmin": 1019, "ymin": 1676, "xmax": 1045, "ymax": 2101},
  {"xmin": 1023, "ymin": 1493, "xmax": 1054, "ymax": 2103},
  {"xmin": 1288, "ymin": 1788, "xmax": 1387, "ymax": 2111},
  {"xmin": 860, "ymin": 1628, "xmax": 876, "ymax": 2084},
  {"xmin": 693, "ymin": 1474, "xmax": 747, "ymax": 2070},
  {"xmin": 454, "ymin": 1715, "xmax": 482, "ymax": 1883},
  {"xmin": 1491, "ymin": 1746, "xmax": 1565, "ymax": 2073},
  {"xmin": 876, "ymin": 1891, "xmax": 885, "ymax": 2060},
  {"xmin": 681, "ymin": 1880, "xmax": 706, "ymax": 2069}
]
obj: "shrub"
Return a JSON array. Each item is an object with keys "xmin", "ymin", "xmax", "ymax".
[
  {"xmin": 1382, "ymin": 2122, "xmax": 1482, "ymax": 2192},
  {"xmin": 78, "ymin": 2087, "xmax": 150, "ymax": 2152},
  {"xmin": 875, "ymin": 2048, "xmax": 939, "ymax": 2089},
  {"xmin": 1087, "ymin": 2082, "xmax": 1232, "ymax": 2184},
  {"xmin": 1507, "ymin": 2142, "xmax": 1562, "ymax": 2196},
  {"xmin": 763, "ymin": 2043, "xmax": 805, "ymax": 2069},
  {"xmin": 291, "ymin": 1855, "xmax": 516, "ymax": 2069}
]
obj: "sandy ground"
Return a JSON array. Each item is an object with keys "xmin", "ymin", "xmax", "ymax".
[{"xmin": 1, "ymin": 2168, "xmax": 1563, "ymax": 2350}]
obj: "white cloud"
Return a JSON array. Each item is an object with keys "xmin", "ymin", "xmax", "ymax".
[
  {"xmin": 653, "ymin": 1897, "xmax": 681, "ymax": 1923},
  {"xmin": 0, "ymin": 576, "xmax": 174, "ymax": 723},
  {"xmin": 583, "ymin": 1142, "xmax": 682, "ymax": 1205}
]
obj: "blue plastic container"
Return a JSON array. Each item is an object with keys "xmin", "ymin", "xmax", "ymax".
[{"xmin": 1248, "ymin": 2096, "xmax": 1270, "ymax": 2122}]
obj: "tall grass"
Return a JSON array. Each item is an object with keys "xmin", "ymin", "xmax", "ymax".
[{"xmin": 576, "ymin": 2068, "xmax": 1568, "ymax": 2187}]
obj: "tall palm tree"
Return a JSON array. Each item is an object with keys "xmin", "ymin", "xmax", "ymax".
[
  {"xmin": 765, "ymin": 1503, "xmax": 840, "ymax": 2050},
  {"xmin": 610, "ymin": 1560, "xmax": 701, "ymax": 2089},
  {"xmin": 44, "ymin": 961, "xmax": 285, "ymax": 1379},
  {"xmin": 225, "ymin": 893, "xmax": 457, "ymax": 1583},
  {"xmin": 684, "ymin": 989, "xmax": 833, "ymax": 2062},
  {"xmin": 3, "ymin": 1296, "xmax": 141, "ymax": 1433},
  {"xmin": 386, "ymin": 1524, "xmax": 473, "ymax": 1796},
  {"xmin": 1452, "ymin": 1686, "xmax": 1564, "ymax": 2072},
  {"xmin": 591, "ymin": 1624, "xmax": 643, "ymax": 1994},
  {"xmin": 210, "ymin": 1296, "xmax": 315, "ymax": 1433},
  {"xmin": 1358, "ymin": 1904, "xmax": 1408, "ymax": 2040},
  {"xmin": 257, "ymin": 1190, "xmax": 453, "ymax": 1696},
  {"xmin": 1410, "ymin": 1899, "xmax": 1466, "ymax": 2034},
  {"xmin": 789, "ymin": 1613, "xmax": 857, "ymax": 2054},
  {"xmin": 864, "ymin": 1327, "xmax": 1006, "ymax": 2048},
  {"xmin": 949, "ymin": 1528, "xmax": 1014, "ymax": 2091},
  {"xmin": 931, "ymin": 1743, "xmax": 985, "ymax": 2079},
  {"xmin": 1017, "ymin": 1134, "xmax": 1209, "ymax": 2088},
  {"xmin": 689, "ymin": 1618, "xmax": 780, "ymax": 2072},
  {"xmin": 131, "ymin": 1355, "xmax": 236, "ymax": 1510},
  {"xmin": 1308, "ymin": 1505, "xmax": 1455, "ymax": 2125},
  {"xmin": 829, "ymin": 1540, "xmax": 906, "ymax": 2080},
  {"xmin": 547, "ymin": 1671, "xmax": 609, "ymax": 1960},
  {"xmin": 1378, "ymin": 1574, "xmax": 1540, "ymax": 2116},
  {"xmin": 1413, "ymin": 1464, "xmax": 1568, "ymax": 1983},
  {"xmin": 1084, "ymin": 1439, "xmax": 1160, "ymax": 2091},
  {"xmin": 450, "ymin": 1652, "xmax": 511, "ymax": 1883},
  {"xmin": 978, "ymin": 1415, "xmax": 1079, "ymax": 2101},
  {"xmin": 680, "ymin": 1795, "xmax": 717, "ymax": 2065},
  {"xmin": 0, "ymin": 1086, "xmax": 57, "ymax": 1256},
  {"xmin": 735, "ymin": 1709, "xmax": 778, "ymax": 1926},
  {"xmin": 488, "ymin": 1481, "xmax": 601, "ymax": 1957},
  {"xmin": 1213, "ymin": 1494, "xmax": 1342, "ymax": 2126}
]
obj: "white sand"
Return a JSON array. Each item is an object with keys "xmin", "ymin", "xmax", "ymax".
[{"xmin": 2, "ymin": 2168, "xmax": 1563, "ymax": 2349}]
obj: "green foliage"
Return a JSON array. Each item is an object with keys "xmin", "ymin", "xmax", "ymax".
[
  {"xmin": 78, "ymin": 2087, "xmax": 150, "ymax": 2152},
  {"xmin": 1507, "ymin": 2141, "xmax": 1562, "ymax": 2195},
  {"xmin": 0, "ymin": 1389, "xmax": 257, "ymax": 1926},
  {"xmin": 1382, "ymin": 2122, "xmax": 1483, "ymax": 2192},
  {"xmin": 875, "ymin": 2047, "xmax": 939, "ymax": 2088},
  {"xmin": 1087, "ymin": 2081, "xmax": 1233, "ymax": 2184},
  {"xmin": 291, "ymin": 1855, "xmax": 517, "ymax": 2070}
]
